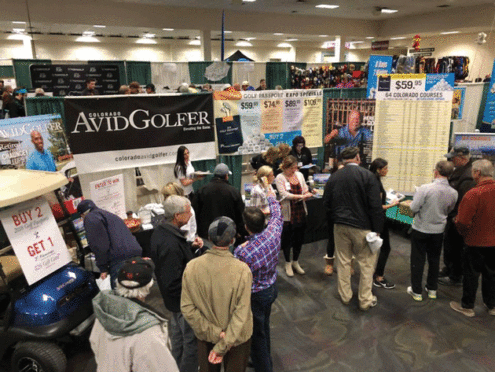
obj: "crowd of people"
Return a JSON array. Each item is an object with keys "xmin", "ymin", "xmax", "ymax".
[{"xmin": 76, "ymin": 139, "xmax": 495, "ymax": 372}]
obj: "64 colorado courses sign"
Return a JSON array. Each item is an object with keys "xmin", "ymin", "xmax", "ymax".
[{"xmin": 0, "ymin": 197, "xmax": 71, "ymax": 285}]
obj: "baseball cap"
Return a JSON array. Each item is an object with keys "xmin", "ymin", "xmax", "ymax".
[
  {"xmin": 77, "ymin": 199, "xmax": 96, "ymax": 215},
  {"xmin": 117, "ymin": 257, "xmax": 155, "ymax": 289},
  {"xmin": 444, "ymin": 145, "xmax": 470, "ymax": 159},
  {"xmin": 214, "ymin": 163, "xmax": 232, "ymax": 177},
  {"xmin": 242, "ymin": 81, "xmax": 249, "ymax": 86},
  {"xmin": 341, "ymin": 146, "xmax": 359, "ymax": 160},
  {"xmin": 208, "ymin": 217, "xmax": 236, "ymax": 247}
]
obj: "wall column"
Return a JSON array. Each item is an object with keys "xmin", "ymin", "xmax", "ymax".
[
  {"xmin": 200, "ymin": 30, "xmax": 212, "ymax": 61},
  {"xmin": 335, "ymin": 35, "xmax": 348, "ymax": 62}
]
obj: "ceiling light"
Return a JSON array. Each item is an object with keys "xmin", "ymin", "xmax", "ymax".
[
  {"xmin": 381, "ymin": 8, "xmax": 398, "ymax": 13},
  {"xmin": 12, "ymin": 28, "xmax": 25, "ymax": 33},
  {"xmin": 244, "ymin": 37, "xmax": 256, "ymax": 41},
  {"xmin": 243, "ymin": 0, "xmax": 256, "ymax": 2},
  {"xmin": 351, "ymin": 41, "xmax": 364, "ymax": 44},
  {"xmin": 236, "ymin": 41, "xmax": 253, "ymax": 47},
  {"xmin": 366, "ymin": 37, "xmax": 375, "ymax": 39},
  {"xmin": 162, "ymin": 28, "xmax": 174, "ymax": 31},
  {"xmin": 136, "ymin": 38, "xmax": 157, "ymax": 44},
  {"xmin": 390, "ymin": 36, "xmax": 406, "ymax": 40},
  {"xmin": 12, "ymin": 21, "xmax": 26, "ymax": 24},
  {"xmin": 8, "ymin": 34, "xmax": 31, "ymax": 40},
  {"xmin": 286, "ymin": 38, "xmax": 298, "ymax": 41},
  {"xmin": 224, "ymin": 31, "xmax": 232, "ymax": 34},
  {"xmin": 440, "ymin": 31, "xmax": 460, "ymax": 35},
  {"xmin": 274, "ymin": 33, "xmax": 283, "ymax": 36},
  {"xmin": 277, "ymin": 42, "xmax": 292, "ymax": 48},
  {"xmin": 319, "ymin": 35, "xmax": 329, "ymax": 37},
  {"xmin": 315, "ymin": 4, "xmax": 339, "ymax": 9},
  {"xmin": 93, "ymin": 25, "xmax": 106, "ymax": 28},
  {"xmin": 76, "ymin": 36, "xmax": 100, "ymax": 43},
  {"xmin": 189, "ymin": 39, "xmax": 201, "ymax": 45},
  {"xmin": 143, "ymin": 33, "xmax": 155, "ymax": 38},
  {"xmin": 83, "ymin": 31, "xmax": 95, "ymax": 36}
]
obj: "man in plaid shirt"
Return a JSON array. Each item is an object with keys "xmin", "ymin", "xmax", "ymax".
[{"xmin": 235, "ymin": 189, "xmax": 283, "ymax": 372}]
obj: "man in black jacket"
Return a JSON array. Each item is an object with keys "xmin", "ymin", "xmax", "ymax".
[
  {"xmin": 193, "ymin": 163, "xmax": 246, "ymax": 243},
  {"xmin": 439, "ymin": 145, "xmax": 476, "ymax": 286},
  {"xmin": 7, "ymin": 88, "xmax": 27, "ymax": 118},
  {"xmin": 323, "ymin": 147, "xmax": 383, "ymax": 311},
  {"xmin": 150, "ymin": 195, "xmax": 202, "ymax": 372}
]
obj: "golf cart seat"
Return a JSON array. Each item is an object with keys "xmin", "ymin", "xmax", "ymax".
[{"xmin": 0, "ymin": 256, "xmax": 23, "ymax": 293}]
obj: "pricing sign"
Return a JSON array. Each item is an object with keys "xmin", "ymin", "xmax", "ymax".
[
  {"xmin": 240, "ymin": 101, "xmax": 259, "ymax": 110},
  {"xmin": 0, "ymin": 197, "xmax": 71, "ymax": 285},
  {"xmin": 263, "ymin": 100, "xmax": 282, "ymax": 109}
]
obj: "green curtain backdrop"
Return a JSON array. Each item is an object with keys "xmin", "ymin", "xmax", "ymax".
[
  {"xmin": 189, "ymin": 62, "xmax": 232, "ymax": 85},
  {"xmin": 88, "ymin": 60, "xmax": 127, "ymax": 86},
  {"xmin": 13, "ymin": 59, "xmax": 51, "ymax": 89},
  {"xmin": 265, "ymin": 62, "xmax": 288, "ymax": 90},
  {"xmin": 126, "ymin": 61, "xmax": 152, "ymax": 85},
  {"xmin": 0, "ymin": 66, "xmax": 14, "ymax": 78},
  {"xmin": 218, "ymin": 155, "xmax": 243, "ymax": 191},
  {"xmin": 476, "ymin": 82, "xmax": 490, "ymax": 130},
  {"xmin": 191, "ymin": 159, "xmax": 217, "ymax": 192}
]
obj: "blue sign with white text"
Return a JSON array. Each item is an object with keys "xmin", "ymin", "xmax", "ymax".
[
  {"xmin": 367, "ymin": 55, "xmax": 393, "ymax": 99},
  {"xmin": 481, "ymin": 60, "xmax": 495, "ymax": 133}
]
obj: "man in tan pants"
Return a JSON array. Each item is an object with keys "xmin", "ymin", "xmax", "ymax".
[{"xmin": 323, "ymin": 147, "xmax": 384, "ymax": 310}]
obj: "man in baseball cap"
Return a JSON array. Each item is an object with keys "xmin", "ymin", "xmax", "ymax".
[
  {"xmin": 439, "ymin": 145, "xmax": 477, "ymax": 287},
  {"xmin": 90, "ymin": 256, "xmax": 179, "ymax": 371},
  {"xmin": 181, "ymin": 217, "xmax": 253, "ymax": 370}
]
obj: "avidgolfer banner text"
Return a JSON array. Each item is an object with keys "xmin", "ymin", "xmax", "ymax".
[{"xmin": 64, "ymin": 95, "xmax": 216, "ymax": 174}]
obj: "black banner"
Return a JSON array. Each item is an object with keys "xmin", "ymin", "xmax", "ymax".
[
  {"xmin": 30, "ymin": 64, "xmax": 120, "ymax": 96},
  {"xmin": 64, "ymin": 95, "xmax": 216, "ymax": 174}
]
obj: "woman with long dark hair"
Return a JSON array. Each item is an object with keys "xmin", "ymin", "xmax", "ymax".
[
  {"xmin": 289, "ymin": 135, "xmax": 313, "ymax": 180},
  {"xmin": 174, "ymin": 146, "xmax": 202, "ymax": 201},
  {"xmin": 369, "ymin": 158, "xmax": 399, "ymax": 289}
]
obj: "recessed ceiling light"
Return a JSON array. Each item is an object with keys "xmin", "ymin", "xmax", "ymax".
[
  {"xmin": 274, "ymin": 33, "xmax": 283, "ymax": 36},
  {"xmin": 83, "ymin": 31, "xmax": 95, "ymax": 36},
  {"xmin": 244, "ymin": 37, "xmax": 256, "ymax": 41},
  {"xmin": 8, "ymin": 34, "xmax": 31, "ymax": 40},
  {"xmin": 162, "ymin": 28, "xmax": 174, "ymax": 31},
  {"xmin": 76, "ymin": 36, "xmax": 100, "ymax": 43},
  {"xmin": 12, "ymin": 28, "xmax": 25, "ymax": 33},
  {"xmin": 390, "ymin": 36, "xmax": 406, "ymax": 40},
  {"xmin": 136, "ymin": 38, "xmax": 157, "ymax": 44},
  {"xmin": 12, "ymin": 21, "xmax": 26, "ymax": 24},
  {"xmin": 315, "ymin": 4, "xmax": 339, "ymax": 9},
  {"xmin": 366, "ymin": 37, "xmax": 375, "ymax": 39},
  {"xmin": 236, "ymin": 41, "xmax": 253, "ymax": 47},
  {"xmin": 93, "ymin": 25, "xmax": 106, "ymax": 28},
  {"xmin": 319, "ymin": 35, "xmax": 329, "ymax": 37},
  {"xmin": 243, "ymin": 0, "xmax": 256, "ymax": 2},
  {"xmin": 224, "ymin": 31, "xmax": 232, "ymax": 34},
  {"xmin": 189, "ymin": 39, "xmax": 201, "ymax": 45},
  {"xmin": 277, "ymin": 42, "xmax": 292, "ymax": 48},
  {"xmin": 381, "ymin": 8, "xmax": 398, "ymax": 13},
  {"xmin": 286, "ymin": 38, "xmax": 298, "ymax": 41},
  {"xmin": 351, "ymin": 41, "xmax": 364, "ymax": 44},
  {"xmin": 440, "ymin": 31, "xmax": 460, "ymax": 35},
  {"xmin": 143, "ymin": 33, "xmax": 155, "ymax": 38}
]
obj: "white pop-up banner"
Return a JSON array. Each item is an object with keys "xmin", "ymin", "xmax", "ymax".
[{"xmin": 0, "ymin": 197, "xmax": 71, "ymax": 285}]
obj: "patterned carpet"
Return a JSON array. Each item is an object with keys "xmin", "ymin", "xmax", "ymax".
[{"xmin": 10, "ymin": 229, "xmax": 493, "ymax": 372}]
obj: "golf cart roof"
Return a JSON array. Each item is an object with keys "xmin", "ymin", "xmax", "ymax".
[{"xmin": 0, "ymin": 169, "xmax": 68, "ymax": 208}]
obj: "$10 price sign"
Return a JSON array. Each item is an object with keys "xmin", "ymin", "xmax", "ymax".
[{"xmin": 0, "ymin": 197, "xmax": 71, "ymax": 285}]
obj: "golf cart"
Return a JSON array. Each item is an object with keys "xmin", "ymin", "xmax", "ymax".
[{"xmin": 0, "ymin": 169, "xmax": 99, "ymax": 372}]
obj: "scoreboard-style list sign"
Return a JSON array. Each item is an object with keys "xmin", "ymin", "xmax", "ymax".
[{"xmin": 0, "ymin": 197, "xmax": 71, "ymax": 285}]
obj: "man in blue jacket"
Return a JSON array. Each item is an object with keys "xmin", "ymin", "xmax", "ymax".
[{"xmin": 77, "ymin": 199, "xmax": 142, "ymax": 288}]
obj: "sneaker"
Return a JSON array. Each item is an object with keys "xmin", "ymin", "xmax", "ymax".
[
  {"xmin": 425, "ymin": 287, "xmax": 437, "ymax": 299},
  {"xmin": 360, "ymin": 295, "xmax": 378, "ymax": 311},
  {"xmin": 285, "ymin": 262, "xmax": 294, "ymax": 277},
  {"xmin": 484, "ymin": 304, "xmax": 495, "ymax": 316},
  {"xmin": 292, "ymin": 261, "xmax": 306, "ymax": 275},
  {"xmin": 373, "ymin": 277, "xmax": 396, "ymax": 289},
  {"xmin": 450, "ymin": 301, "xmax": 475, "ymax": 317},
  {"xmin": 438, "ymin": 277, "xmax": 462, "ymax": 286},
  {"xmin": 407, "ymin": 286, "xmax": 423, "ymax": 301}
]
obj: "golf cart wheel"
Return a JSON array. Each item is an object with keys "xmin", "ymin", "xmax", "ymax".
[{"xmin": 12, "ymin": 341, "xmax": 66, "ymax": 372}]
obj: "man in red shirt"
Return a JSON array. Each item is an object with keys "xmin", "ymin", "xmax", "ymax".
[{"xmin": 450, "ymin": 159, "xmax": 495, "ymax": 317}]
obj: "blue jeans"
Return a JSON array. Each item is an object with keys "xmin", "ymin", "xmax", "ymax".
[
  {"xmin": 170, "ymin": 312, "xmax": 198, "ymax": 372},
  {"xmin": 251, "ymin": 285, "xmax": 278, "ymax": 372}
]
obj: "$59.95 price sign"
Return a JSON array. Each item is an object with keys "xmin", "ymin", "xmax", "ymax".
[
  {"xmin": 0, "ymin": 197, "xmax": 71, "ymax": 285},
  {"xmin": 377, "ymin": 74, "xmax": 426, "ymax": 100}
]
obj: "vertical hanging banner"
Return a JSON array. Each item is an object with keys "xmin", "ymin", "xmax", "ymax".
[
  {"xmin": 367, "ymin": 55, "xmax": 393, "ymax": 99},
  {"xmin": 373, "ymin": 73, "xmax": 454, "ymax": 192},
  {"xmin": 0, "ymin": 197, "xmax": 71, "ymax": 285},
  {"xmin": 213, "ymin": 89, "xmax": 323, "ymax": 154},
  {"xmin": 64, "ymin": 95, "xmax": 216, "ymax": 174},
  {"xmin": 452, "ymin": 86, "xmax": 466, "ymax": 120},
  {"xmin": 481, "ymin": 60, "xmax": 495, "ymax": 132}
]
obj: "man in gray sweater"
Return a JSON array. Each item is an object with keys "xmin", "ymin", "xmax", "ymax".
[{"xmin": 407, "ymin": 160, "xmax": 458, "ymax": 301}]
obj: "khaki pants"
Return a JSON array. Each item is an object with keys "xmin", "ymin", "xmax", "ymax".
[{"xmin": 334, "ymin": 224, "xmax": 377, "ymax": 309}]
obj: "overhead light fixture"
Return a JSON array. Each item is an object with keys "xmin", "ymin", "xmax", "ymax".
[
  {"xmin": 277, "ymin": 42, "xmax": 292, "ymax": 48},
  {"xmin": 351, "ymin": 41, "xmax": 364, "ymax": 44},
  {"xmin": 319, "ymin": 35, "xmax": 329, "ymax": 37},
  {"xmin": 93, "ymin": 25, "xmax": 106, "ymax": 28},
  {"xmin": 244, "ymin": 37, "xmax": 256, "ymax": 41},
  {"xmin": 143, "ymin": 33, "xmax": 155, "ymax": 38},
  {"xmin": 224, "ymin": 31, "xmax": 232, "ymax": 34},
  {"xmin": 83, "ymin": 31, "xmax": 95, "ymax": 36},
  {"xmin": 12, "ymin": 28, "xmax": 25, "ymax": 33},
  {"xmin": 76, "ymin": 36, "xmax": 100, "ymax": 43},
  {"xmin": 236, "ymin": 40, "xmax": 253, "ymax": 47},
  {"xmin": 8, "ymin": 34, "xmax": 31, "ymax": 40},
  {"xmin": 315, "ymin": 4, "xmax": 339, "ymax": 9},
  {"xmin": 12, "ymin": 21, "xmax": 26, "ymax": 24},
  {"xmin": 390, "ymin": 36, "xmax": 406, "ymax": 40},
  {"xmin": 189, "ymin": 39, "xmax": 201, "ymax": 45},
  {"xmin": 274, "ymin": 33, "xmax": 283, "ymax": 36},
  {"xmin": 366, "ymin": 36, "xmax": 375, "ymax": 39},
  {"xmin": 381, "ymin": 8, "xmax": 398, "ymax": 13},
  {"xmin": 162, "ymin": 28, "xmax": 174, "ymax": 31},
  {"xmin": 286, "ymin": 38, "xmax": 298, "ymax": 41},
  {"xmin": 440, "ymin": 31, "xmax": 460, "ymax": 35},
  {"xmin": 136, "ymin": 38, "xmax": 157, "ymax": 44},
  {"xmin": 243, "ymin": 0, "xmax": 256, "ymax": 2}
]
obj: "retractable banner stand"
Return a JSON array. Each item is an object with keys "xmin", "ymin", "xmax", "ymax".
[
  {"xmin": 481, "ymin": 60, "xmax": 495, "ymax": 132},
  {"xmin": 64, "ymin": 95, "xmax": 216, "ymax": 174}
]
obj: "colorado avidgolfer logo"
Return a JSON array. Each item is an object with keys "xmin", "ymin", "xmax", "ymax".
[{"xmin": 71, "ymin": 109, "xmax": 212, "ymax": 133}]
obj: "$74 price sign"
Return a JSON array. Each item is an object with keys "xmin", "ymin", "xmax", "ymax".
[{"xmin": 263, "ymin": 100, "xmax": 281, "ymax": 109}]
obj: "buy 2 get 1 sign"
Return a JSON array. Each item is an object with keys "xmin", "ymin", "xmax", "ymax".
[{"xmin": 0, "ymin": 197, "xmax": 71, "ymax": 285}]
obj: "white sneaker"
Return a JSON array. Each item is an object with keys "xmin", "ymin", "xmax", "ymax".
[
  {"xmin": 292, "ymin": 261, "xmax": 306, "ymax": 275},
  {"xmin": 425, "ymin": 287, "xmax": 437, "ymax": 299},
  {"xmin": 285, "ymin": 262, "xmax": 294, "ymax": 277}
]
